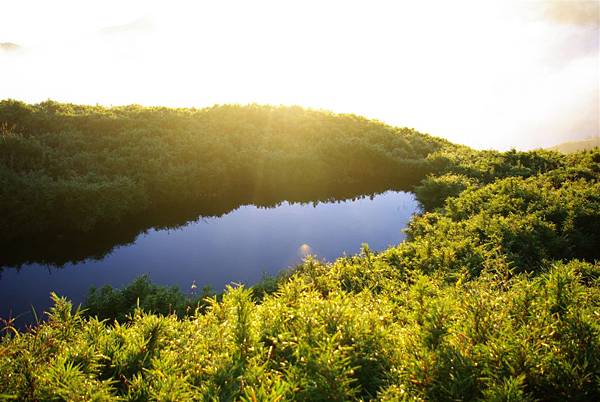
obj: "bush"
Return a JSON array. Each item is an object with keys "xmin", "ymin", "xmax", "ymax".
[
  {"xmin": 2, "ymin": 104, "xmax": 599, "ymax": 400},
  {"xmin": 414, "ymin": 173, "xmax": 477, "ymax": 211}
]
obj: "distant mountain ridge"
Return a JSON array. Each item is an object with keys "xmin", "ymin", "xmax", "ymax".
[{"xmin": 548, "ymin": 137, "xmax": 600, "ymax": 153}]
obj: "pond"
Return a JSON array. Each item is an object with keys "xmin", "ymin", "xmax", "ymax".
[{"xmin": 0, "ymin": 191, "xmax": 418, "ymax": 325}]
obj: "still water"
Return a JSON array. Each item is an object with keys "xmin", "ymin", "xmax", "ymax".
[{"xmin": 0, "ymin": 191, "xmax": 418, "ymax": 324}]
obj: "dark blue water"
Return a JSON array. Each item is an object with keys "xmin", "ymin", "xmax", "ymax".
[{"xmin": 0, "ymin": 191, "xmax": 417, "ymax": 323}]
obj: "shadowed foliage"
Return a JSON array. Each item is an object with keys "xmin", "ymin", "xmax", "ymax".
[{"xmin": 0, "ymin": 100, "xmax": 448, "ymax": 247}]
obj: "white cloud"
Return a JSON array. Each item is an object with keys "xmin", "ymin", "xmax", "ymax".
[
  {"xmin": 0, "ymin": 42, "xmax": 20, "ymax": 52},
  {"xmin": 99, "ymin": 18, "xmax": 155, "ymax": 35},
  {"xmin": 542, "ymin": 0, "xmax": 600, "ymax": 27}
]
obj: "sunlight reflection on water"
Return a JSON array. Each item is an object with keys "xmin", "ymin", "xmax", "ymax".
[{"xmin": 0, "ymin": 191, "xmax": 418, "ymax": 325}]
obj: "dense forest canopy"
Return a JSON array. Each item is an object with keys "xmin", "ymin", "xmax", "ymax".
[
  {"xmin": 0, "ymin": 100, "xmax": 448, "ymax": 247},
  {"xmin": 1, "ymin": 100, "xmax": 599, "ymax": 400}
]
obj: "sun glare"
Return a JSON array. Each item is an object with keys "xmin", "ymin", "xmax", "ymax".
[{"xmin": 0, "ymin": 0, "xmax": 598, "ymax": 149}]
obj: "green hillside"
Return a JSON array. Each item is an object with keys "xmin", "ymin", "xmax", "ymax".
[
  {"xmin": 0, "ymin": 100, "xmax": 447, "ymax": 245},
  {"xmin": 1, "ymin": 102, "xmax": 599, "ymax": 400},
  {"xmin": 548, "ymin": 137, "xmax": 600, "ymax": 153}
]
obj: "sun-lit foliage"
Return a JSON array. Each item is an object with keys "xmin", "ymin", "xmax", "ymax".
[
  {"xmin": 1, "ymin": 258, "xmax": 598, "ymax": 400},
  {"xmin": 0, "ymin": 100, "xmax": 448, "ymax": 245},
  {"xmin": 1, "ymin": 102, "xmax": 599, "ymax": 400}
]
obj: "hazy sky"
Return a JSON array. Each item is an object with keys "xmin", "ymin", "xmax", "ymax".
[{"xmin": 1, "ymin": 0, "xmax": 598, "ymax": 150}]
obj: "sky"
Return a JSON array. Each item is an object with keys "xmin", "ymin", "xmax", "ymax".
[{"xmin": 0, "ymin": 0, "xmax": 598, "ymax": 150}]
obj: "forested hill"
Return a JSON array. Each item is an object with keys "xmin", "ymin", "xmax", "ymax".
[
  {"xmin": 0, "ymin": 100, "xmax": 448, "ymax": 245},
  {"xmin": 547, "ymin": 137, "xmax": 600, "ymax": 154},
  {"xmin": 1, "ymin": 130, "xmax": 599, "ymax": 400},
  {"xmin": 1, "ymin": 100, "xmax": 600, "ymax": 400}
]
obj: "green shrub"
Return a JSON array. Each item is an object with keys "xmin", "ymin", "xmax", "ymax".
[
  {"xmin": 414, "ymin": 173, "xmax": 477, "ymax": 211},
  {"xmin": 2, "ymin": 103, "xmax": 600, "ymax": 400}
]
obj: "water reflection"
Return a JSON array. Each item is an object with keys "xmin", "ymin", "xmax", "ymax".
[
  {"xmin": 0, "ymin": 190, "xmax": 418, "ymax": 326},
  {"xmin": 1, "ymin": 182, "xmax": 411, "ymax": 269}
]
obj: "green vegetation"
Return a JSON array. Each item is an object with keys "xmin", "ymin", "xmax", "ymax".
[
  {"xmin": 0, "ymin": 100, "xmax": 447, "ymax": 247},
  {"xmin": 84, "ymin": 275, "xmax": 217, "ymax": 323},
  {"xmin": 1, "ymin": 101, "xmax": 599, "ymax": 400},
  {"xmin": 548, "ymin": 137, "xmax": 600, "ymax": 154}
]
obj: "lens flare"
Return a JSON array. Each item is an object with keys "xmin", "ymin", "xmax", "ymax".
[{"xmin": 298, "ymin": 243, "xmax": 312, "ymax": 257}]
